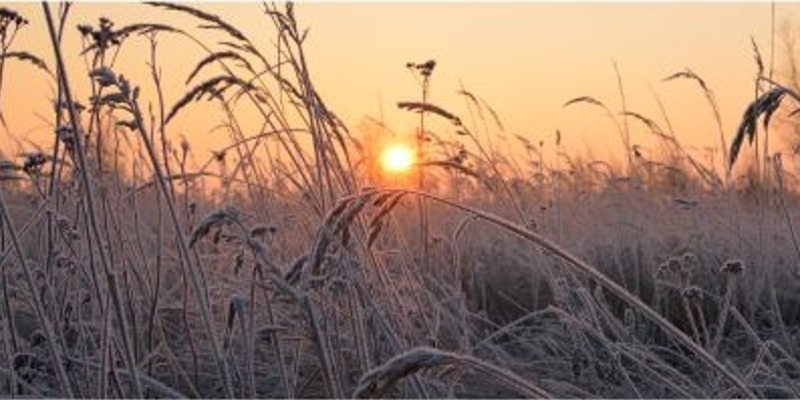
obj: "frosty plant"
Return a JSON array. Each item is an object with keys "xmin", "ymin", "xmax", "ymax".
[{"xmin": 402, "ymin": 59, "xmax": 435, "ymax": 268}]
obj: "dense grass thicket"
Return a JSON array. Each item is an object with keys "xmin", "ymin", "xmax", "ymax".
[{"xmin": 1, "ymin": 3, "xmax": 800, "ymax": 398}]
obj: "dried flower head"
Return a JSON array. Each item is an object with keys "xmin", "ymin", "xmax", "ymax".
[
  {"xmin": 56, "ymin": 125, "xmax": 75, "ymax": 151},
  {"xmin": 667, "ymin": 256, "xmax": 682, "ymax": 273},
  {"xmin": 77, "ymin": 16, "xmax": 125, "ymax": 55},
  {"xmin": 29, "ymin": 330, "xmax": 46, "ymax": 347},
  {"xmin": 56, "ymin": 216, "xmax": 80, "ymax": 241},
  {"xmin": 719, "ymin": 259, "xmax": 745, "ymax": 275},
  {"xmin": 0, "ymin": 8, "xmax": 26, "ymax": 24},
  {"xmin": 682, "ymin": 252, "xmax": 697, "ymax": 268},
  {"xmin": 655, "ymin": 262, "xmax": 669, "ymax": 280},
  {"xmin": 407, "ymin": 59, "xmax": 436, "ymax": 77},
  {"xmin": 681, "ymin": 286, "xmax": 703, "ymax": 301},
  {"xmin": 0, "ymin": 8, "xmax": 27, "ymax": 32},
  {"xmin": 21, "ymin": 152, "xmax": 49, "ymax": 175}
]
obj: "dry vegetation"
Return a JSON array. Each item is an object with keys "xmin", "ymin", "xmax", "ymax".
[{"xmin": 1, "ymin": 3, "xmax": 800, "ymax": 398}]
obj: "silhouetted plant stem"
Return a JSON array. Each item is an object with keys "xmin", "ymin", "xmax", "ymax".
[
  {"xmin": 126, "ymin": 86, "xmax": 236, "ymax": 397},
  {"xmin": 42, "ymin": 3, "xmax": 144, "ymax": 397}
]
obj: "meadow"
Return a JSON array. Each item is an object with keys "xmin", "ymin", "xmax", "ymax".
[{"xmin": 0, "ymin": 3, "xmax": 800, "ymax": 398}]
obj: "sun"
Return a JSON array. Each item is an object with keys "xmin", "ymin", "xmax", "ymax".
[{"xmin": 380, "ymin": 143, "xmax": 415, "ymax": 174}]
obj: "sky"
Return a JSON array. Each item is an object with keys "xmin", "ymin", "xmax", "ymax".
[{"xmin": 2, "ymin": 2, "xmax": 799, "ymax": 170}]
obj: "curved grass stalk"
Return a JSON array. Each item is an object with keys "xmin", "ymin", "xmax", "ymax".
[{"xmin": 353, "ymin": 346, "xmax": 552, "ymax": 398}]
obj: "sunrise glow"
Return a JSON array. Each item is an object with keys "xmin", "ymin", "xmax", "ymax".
[{"xmin": 380, "ymin": 143, "xmax": 415, "ymax": 174}]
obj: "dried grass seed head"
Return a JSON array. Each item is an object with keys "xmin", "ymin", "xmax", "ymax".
[
  {"xmin": 89, "ymin": 66, "xmax": 118, "ymax": 88},
  {"xmin": 189, "ymin": 205, "xmax": 241, "ymax": 247},
  {"xmin": 730, "ymin": 87, "xmax": 786, "ymax": 169}
]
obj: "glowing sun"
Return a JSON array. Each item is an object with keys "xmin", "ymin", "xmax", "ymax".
[{"xmin": 380, "ymin": 143, "xmax": 415, "ymax": 174}]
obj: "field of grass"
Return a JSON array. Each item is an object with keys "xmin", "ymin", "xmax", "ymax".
[{"xmin": 1, "ymin": 3, "xmax": 800, "ymax": 398}]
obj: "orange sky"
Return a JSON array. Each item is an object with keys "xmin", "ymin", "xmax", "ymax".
[{"xmin": 3, "ymin": 2, "xmax": 799, "ymax": 169}]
